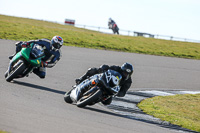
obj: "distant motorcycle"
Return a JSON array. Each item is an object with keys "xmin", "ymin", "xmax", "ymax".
[
  {"xmin": 108, "ymin": 22, "xmax": 119, "ymax": 34},
  {"xmin": 5, "ymin": 43, "xmax": 45, "ymax": 82},
  {"xmin": 64, "ymin": 70, "xmax": 122, "ymax": 107}
]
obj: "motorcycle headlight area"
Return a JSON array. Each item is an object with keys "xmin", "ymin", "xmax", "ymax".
[{"xmin": 31, "ymin": 44, "xmax": 44, "ymax": 58}]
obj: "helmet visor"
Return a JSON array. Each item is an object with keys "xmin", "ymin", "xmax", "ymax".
[
  {"xmin": 122, "ymin": 71, "xmax": 130, "ymax": 80},
  {"xmin": 53, "ymin": 43, "xmax": 61, "ymax": 49}
]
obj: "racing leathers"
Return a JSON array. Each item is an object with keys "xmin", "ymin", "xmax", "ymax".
[{"xmin": 13, "ymin": 39, "xmax": 61, "ymax": 78}]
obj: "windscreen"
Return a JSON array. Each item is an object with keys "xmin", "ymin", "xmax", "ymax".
[{"xmin": 31, "ymin": 44, "xmax": 44, "ymax": 59}]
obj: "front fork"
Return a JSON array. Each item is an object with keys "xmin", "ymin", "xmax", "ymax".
[
  {"xmin": 8, "ymin": 59, "xmax": 23, "ymax": 74},
  {"xmin": 7, "ymin": 58, "xmax": 32, "ymax": 78},
  {"xmin": 7, "ymin": 52, "xmax": 22, "ymax": 73}
]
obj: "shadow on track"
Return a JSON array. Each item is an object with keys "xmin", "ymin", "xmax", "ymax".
[
  {"xmin": 84, "ymin": 106, "xmax": 129, "ymax": 118},
  {"xmin": 12, "ymin": 80, "xmax": 199, "ymax": 133},
  {"xmin": 13, "ymin": 80, "xmax": 65, "ymax": 95}
]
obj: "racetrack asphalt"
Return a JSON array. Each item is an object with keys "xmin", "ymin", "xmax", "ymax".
[{"xmin": 0, "ymin": 39, "xmax": 200, "ymax": 133}]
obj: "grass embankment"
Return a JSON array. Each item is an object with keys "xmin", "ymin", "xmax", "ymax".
[
  {"xmin": 138, "ymin": 94, "xmax": 200, "ymax": 132},
  {"xmin": 0, "ymin": 14, "xmax": 200, "ymax": 59},
  {"xmin": 0, "ymin": 130, "xmax": 7, "ymax": 133}
]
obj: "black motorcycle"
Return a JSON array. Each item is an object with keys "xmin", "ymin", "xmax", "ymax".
[{"xmin": 64, "ymin": 70, "xmax": 122, "ymax": 107}]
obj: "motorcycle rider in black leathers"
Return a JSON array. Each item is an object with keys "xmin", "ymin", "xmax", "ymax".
[
  {"xmin": 75, "ymin": 63, "xmax": 134, "ymax": 105},
  {"xmin": 9, "ymin": 36, "xmax": 63, "ymax": 79}
]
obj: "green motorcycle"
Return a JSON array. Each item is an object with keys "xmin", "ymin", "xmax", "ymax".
[{"xmin": 5, "ymin": 43, "xmax": 45, "ymax": 82}]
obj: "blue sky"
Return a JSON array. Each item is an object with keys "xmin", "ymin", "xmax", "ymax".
[{"xmin": 0, "ymin": 0, "xmax": 199, "ymax": 41}]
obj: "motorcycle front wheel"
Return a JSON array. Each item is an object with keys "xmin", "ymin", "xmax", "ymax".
[
  {"xmin": 76, "ymin": 89, "xmax": 102, "ymax": 108},
  {"xmin": 64, "ymin": 89, "xmax": 73, "ymax": 103},
  {"xmin": 6, "ymin": 60, "xmax": 26, "ymax": 82}
]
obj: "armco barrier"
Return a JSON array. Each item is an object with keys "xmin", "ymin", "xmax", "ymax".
[{"xmin": 74, "ymin": 24, "xmax": 200, "ymax": 43}]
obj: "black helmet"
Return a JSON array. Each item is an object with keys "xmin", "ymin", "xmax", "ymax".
[
  {"xmin": 121, "ymin": 63, "xmax": 134, "ymax": 80},
  {"xmin": 51, "ymin": 36, "xmax": 63, "ymax": 50}
]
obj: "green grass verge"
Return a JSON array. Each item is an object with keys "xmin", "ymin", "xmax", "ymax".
[
  {"xmin": 0, "ymin": 14, "xmax": 200, "ymax": 59},
  {"xmin": 138, "ymin": 94, "xmax": 200, "ymax": 132},
  {"xmin": 0, "ymin": 130, "xmax": 8, "ymax": 133}
]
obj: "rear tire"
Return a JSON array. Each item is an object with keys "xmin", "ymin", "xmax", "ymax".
[
  {"xmin": 64, "ymin": 89, "xmax": 73, "ymax": 103},
  {"xmin": 6, "ymin": 60, "xmax": 26, "ymax": 82},
  {"xmin": 77, "ymin": 90, "xmax": 102, "ymax": 108}
]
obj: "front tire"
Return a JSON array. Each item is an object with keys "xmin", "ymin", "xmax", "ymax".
[
  {"xmin": 6, "ymin": 60, "xmax": 26, "ymax": 82},
  {"xmin": 4, "ymin": 70, "xmax": 8, "ymax": 78},
  {"xmin": 77, "ymin": 89, "xmax": 102, "ymax": 108},
  {"xmin": 64, "ymin": 89, "xmax": 73, "ymax": 103}
]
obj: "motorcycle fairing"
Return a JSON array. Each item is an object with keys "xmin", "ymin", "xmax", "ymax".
[
  {"xmin": 21, "ymin": 43, "xmax": 44, "ymax": 67},
  {"xmin": 70, "ymin": 85, "xmax": 82, "ymax": 102}
]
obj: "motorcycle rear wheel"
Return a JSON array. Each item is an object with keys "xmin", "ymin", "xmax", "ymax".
[{"xmin": 77, "ymin": 89, "xmax": 102, "ymax": 108}]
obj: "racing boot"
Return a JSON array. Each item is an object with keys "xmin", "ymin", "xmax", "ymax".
[
  {"xmin": 9, "ymin": 53, "xmax": 16, "ymax": 60},
  {"xmin": 75, "ymin": 68, "xmax": 99, "ymax": 85},
  {"xmin": 75, "ymin": 78, "xmax": 81, "ymax": 85},
  {"xmin": 101, "ymin": 97, "xmax": 112, "ymax": 105},
  {"xmin": 75, "ymin": 74, "xmax": 88, "ymax": 85},
  {"xmin": 9, "ymin": 41, "xmax": 23, "ymax": 60}
]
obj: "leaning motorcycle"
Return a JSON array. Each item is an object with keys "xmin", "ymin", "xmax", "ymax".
[
  {"xmin": 108, "ymin": 22, "xmax": 119, "ymax": 34},
  {"xmin": 64, "ymin": 69, "xmax": 122, "ymax": 108},
  {"xmin": 112, "ymin": 23, "xmax": 119, "ymax": 34},
  {"xmin": 5, "ymin": 43, "xmax": 45, "ymax": 82}
]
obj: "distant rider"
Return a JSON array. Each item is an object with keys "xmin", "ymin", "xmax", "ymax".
[
  {"xmin": 75, "ymin": 63, "xmax": 134, "ymax": 105},
  {"xmin": 108, "ymin": 18, "xmax": 119, "ymax": 34},
  {"xmin": 108, "ymin": 18, "xmax": 116, "ymax": 29},
  {"xmin": 9, "ymin": 36, "xmax": 63, "ymax": 79}
]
